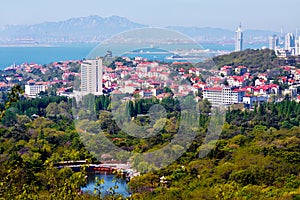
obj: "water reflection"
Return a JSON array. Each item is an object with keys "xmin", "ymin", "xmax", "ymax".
[{"xmin": 82, "ymin": 173, "xmax": 130, "ymax": 197}]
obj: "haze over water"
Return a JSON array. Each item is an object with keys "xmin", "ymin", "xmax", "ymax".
[{"xmin": 0, "ymin": 43, "xmax": 267, "ymax": 70}]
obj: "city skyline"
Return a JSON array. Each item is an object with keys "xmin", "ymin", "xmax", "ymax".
[{"xmin": 0, "ymin": 0, "xmax": 299, "ymax": 32}]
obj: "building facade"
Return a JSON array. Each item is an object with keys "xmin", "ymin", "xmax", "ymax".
[
  {"xmin": 81, "ymin": 58, "xmax": 103, "ymax": 95},
  {"xmin": 269, "ymin": 35, "xmax": 278, "ymax": 50},
  {"xmin": 296, "ymin": 36, "xmax": 300, "ymax": 56},
  {"xmin": 285, "ymin": 33, "xmax": 295, "ymax": 51},
  {"xmin": 203, "ymin": 87, "xmax": 245, "ymax": 106},
  {"xmin": 235, "ymin": 24, "xmax": 243, "ymax": 52},
  {"xmin": 243, "ymin": 95, "xmax": 268, "ymax": 108},
  {"xmin": 25, "ymin": 84, "xmax": 47, "ymax": 98}
]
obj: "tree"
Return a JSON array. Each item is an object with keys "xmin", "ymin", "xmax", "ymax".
[
  {"xmin": 164, "ymin": 87, "xmax": 174, "ymax": 95},
  {"xmin": 0, "ymin": 84, "xmax": 24, "ymax": 119},
  {"xmin": 46, "ymin": 102, "xmax": 60, "ymax": 117},
  {"xmin": 199, "ymin": 98, "xmax": 211, "ymax": 115},
  {"xmin": 1, "ymin": 110, "xmax": 17, "ymax": 127}
]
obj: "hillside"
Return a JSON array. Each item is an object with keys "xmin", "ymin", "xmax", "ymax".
[{"xmin": 197, "ymin": 49, "xmax": 297, "ymax": 72}]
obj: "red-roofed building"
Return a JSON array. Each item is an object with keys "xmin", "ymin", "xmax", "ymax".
[
  {"xmin": 194, "ymin": 82, "xmax": 207, "ymax": 90},
  {"xmin": 258, "ymin": 73, "xmax": 268, "ymax": 81},
  {"xmin": 253, "ymin": 84, "xmax": 279, "ymax": 96},
  {"xmin": 182, "ymin": 74, "xmax": 192, "ymax": 79},
  {"xmin": 122, "ymin": 83, "xmax": 141, "ymax": 94},
  {"xmin": 296, "ymin": 95, "xmax": 300, "ymax": 103},
  {"xmin": 207, "ymin": 76, "xmax": 223, "ymax": 86},
  {"xmin": 243, "ymin": 72, "xmax": 251, "ymax": 80},
  {"xmin": 0, "ymin": 82, "xmax": 12, "ymax": 89},
  {"xmin": 178, "ymin": 68, "xmax": 185, "ymax": 75},
  {"xmin": 227, "ymin": 76, "xmax": 246, "ymax": 87},
  {"xmin": 115, "ymin": 62, "xmax": 123, "ymax": 66},
  {"xmin": 120, "ymin": 71, "xmax": 129, "ymax": 79},
  {"xmin": 156, "ymin": 93, "xmax": 172, "ymax": 100},
  {"xmin": 178, "ymin": 84, "xmax": 194, "ymax": 95},
  {"xmin": 294, "ymin": 70, "xmax": 300, "ymax": 81},
  {"xmin": 191, "ymin": 77, "xmax": 201, "ymax": 83},
  {"xmin": 189, "ymin": 68, "xmax": 201, "ymax": 76},
  {"xmin": 27, "ymin": 79, "xmax": 36, "ymax": 84},
  {"xmin": 255, "ymin": 79, "xmax": 267, "ymax": 86},
  {"xmin": 288, "ymin": 78, "xmax": 295, "ymax": 85},
  {"xmin": 282, "ymin": 66, "xmax": 293, "ymax": 74},
  {"xmin": 220, "ymin": 66, "xmax": 233, "ymax": 76}
]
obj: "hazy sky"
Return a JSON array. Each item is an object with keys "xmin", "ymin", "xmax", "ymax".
[{"xmin": 0, "ymin": 0, "xmax": 299, "ymax": 32}]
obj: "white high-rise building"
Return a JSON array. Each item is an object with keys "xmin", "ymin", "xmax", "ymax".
[
  {"xmin": 235, "ymin": 24, "xmax": 243, "ymax": 52},
  {"xmin": 296, "ymin": 36, "xmax": 300, "ymax": 56},
  {"xmin": 285, "ymin": 33, "xmax": 295, "ymax": 51},
  {"xmin": 81, "ymin": 58, "xmax": 103, "ymax": 95},
  {"xmin": 269, "ymin": 35, "xmax": 278, "ymax": 50}
]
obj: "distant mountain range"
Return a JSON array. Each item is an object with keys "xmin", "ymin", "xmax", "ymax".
[
  {"xmin": 0, "ymin": 15, "xmax": 146, "ymax": 44},
  {"xmin": 0, "ymin": 15, "xmax": 278, "ymax": 45}
]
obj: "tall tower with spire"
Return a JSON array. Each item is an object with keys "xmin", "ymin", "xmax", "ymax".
[{"xmin": 235, "ymin": 23, "xmax": 243, "ymax": 52}]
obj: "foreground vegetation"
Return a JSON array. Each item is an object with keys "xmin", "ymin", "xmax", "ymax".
[
  {"xmin": 1, "ymin": 84, "xmax": 300, "ymax": 199},
  {"xmin": 130, "ymin": 125, "xmax": 300, "ymax": 199}
]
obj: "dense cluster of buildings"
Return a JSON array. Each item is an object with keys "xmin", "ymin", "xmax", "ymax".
[
  {"xmin": 77, "ymin": 58, "xmax": 174, "ymax": 98},
  {"xmin": 235, "ymin": 23, "xmax": 300, "ymax": 58},
  {"xmin": 2, "ymin": 50, "xmax": 300, "ymax": 109},
  {"xmin": 269, "ymin": 31, "xmax": 300, "ymax": 57},
  {"xmin": 76, "ymin": 55, "xmax": 300, "ymax": 108},
  {"xmin": 204, "ymin": 64, "xmax": 300, "ymax": 107},
  {"xmin": 0, "ymin": 61, "xmax": 80, "ymax": 98},
  {"xmin": 2, "ymin": 25, "xmax": 300, "ymax": 109}
]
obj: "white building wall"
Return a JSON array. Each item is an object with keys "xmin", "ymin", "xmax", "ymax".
[
  {"xmin": 25, "ymin": 84, "xmax": 47, "ymax": 97},
  {"xmin": 203, "ymin": 88, "xmax": 245, "ymax": 106},
  {"xmin": 296, "ymin": 36, "xmax": 300, "ymax": 56},
  {"xmin": 81, "ymin": 58, "xmax": 103, "ymax": 95},
  {"xmin": 235, "ymin": 24, "xmax": 243, "ymax": 52}
]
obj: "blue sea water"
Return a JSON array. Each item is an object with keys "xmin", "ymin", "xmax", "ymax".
[
  {"xmin": 0, "ymin": 45, "xmax": 93, "ymax": 69},
  {"xmin": 0, "ymin": 43, "xmax": 267, "ymax": 70}
]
